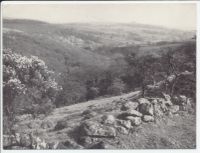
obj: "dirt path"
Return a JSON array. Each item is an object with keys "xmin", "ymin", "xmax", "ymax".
[{"xmin": 47, "ymin": 91, "xmax": 141, "ymax": 121}]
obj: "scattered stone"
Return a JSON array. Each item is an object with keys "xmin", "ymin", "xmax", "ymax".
[
  {"xmin": 121, "ymin": 101, "xmax": 139, "ymax": 111},
  {"xmin": 126, "ymin": 116, "xmax": 142, "ymax": 126},
  {"xmin": 41, "ymin": 120, "xmax": 54, "ymax": 129},
  {"xmin": 154, "ymin": 104, "xmax": 164, "ymax": 117},
  {"xmin": 31, "ymin": 135, "xmax": 48, "ymax": 149},
  {"xmin": 82, "ymin": 109, "xmax": 93, "ymax": 115},
  {"xmin": 170, "ymin": 105, "xmax": 179, "ymax": 114},
  {"xmin": 162, "ymin": 93, "xmax": 173, "ymax": 106},
  {"xmin": 138, "ymin": 98, "xmax": 150, "ymax": 104},
  {"xmin": 157, "ymin": 98, "xmax": 168, "ymax": 112},
  {"xmin": 173, "ymin": 95, "xmax": 187, "ymax": 106},
  {"xmin": 78, "ymin": 136, "xmax": 94, "ymax": 146},
  {"xmin": 37, "ymin": 114, "xmax": 46, "ymax": 120},
  {"xmin": 54, "ymin": 120, "xmax": 68, "ymax": 131},
  {"xmin": 63, "ymin": 139, "xmax": 84, "ymax": 149},
  {"xmin": 115, "ymin": 126, "xmax": 129, "ymax": 135},
  {"xmin": 101, "ymin": 115, "xmax": 116, "ymax": 125},
  {"xmin": 117, "ymin": 120, "xmax": 132, "ymax": 129},
  {"xmin": 167, "ymin": 111, "xmax": 173, "ymax": 118},
  {"xmin": 15, "ymin": 114, "xmax": 33, "ymax": 122},
  {"xmin": 80, "ymin": 121, "xmax": 116, "ymax": 138},
  {"xmin": 27, "ymin": 122, "xmax": 40, "ymax": 129},
  {"xmin": 82, "ymin": 110, "xmax": 97, "ymax": 119},
  {"xmin": 3, "ymin": 135, "xmax": 17, "ymax": 147},
  {"xmin": 48, "ymin": 141, "xmax": 68, "ymax": 149},
  {"xmin": 139, "ymin": 103, "xmax": 154, "ymax": 116},
  {"xmin": 167, "ymin": 75, "xmax": 176, "ymax": 83},
  {"xmin": 179, "ymin": 95, "xmax": 187, "ymax": 104},
  {"xmin": 20, "ymin": 133, "xmax": 32, "ymax": 147},
  {"xmin": 162, "ymin": 93, "xmax": 171, "ymax": 101},
  {"xmin": 89, "ymin": 141, "xmax": 114, "ymax": 149},
  {"xmin": 142, "ymin": 115, "xmax": 154, "ymax": 122},
  {"xmin": 118, "ymin": 110, "xmax": 143, "ymax": 119}
]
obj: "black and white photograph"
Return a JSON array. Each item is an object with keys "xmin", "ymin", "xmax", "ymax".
[{"xmin": 1, "ymin": 1, "xmax": 198, "ymax": 150}]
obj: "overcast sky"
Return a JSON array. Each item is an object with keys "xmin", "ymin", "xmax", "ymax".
[{"xmin": 2, "ymin": 3, "xmax": 196, "ymax": 31}]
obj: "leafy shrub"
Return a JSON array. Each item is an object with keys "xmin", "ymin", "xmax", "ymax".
[
  {"xmin": 107, "ymin": 78, "xmax": 126, "ymax": 96},
  {"xmin": 3, "ymin": 49, "xmax": 62, "ymax": 133},
  {"xmin": 86, "ymin": 87, "xmax": 100, "ymax": 100},
  {"xmin": 56, "ymin": 79, "xmax": 87, "ymax": 107}
]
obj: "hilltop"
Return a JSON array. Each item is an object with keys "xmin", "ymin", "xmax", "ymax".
[{"xmin": 3, "ymin": 19, "xmax": 195, "ymax": 73}]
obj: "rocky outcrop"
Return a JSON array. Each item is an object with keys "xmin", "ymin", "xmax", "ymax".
[
  {"xmin": 142, "ymin": 115, "xmax": 154, "ymax": 122},
  {"xmin": 118, "ymin": 110, "xmax": 143, "ymax": 119},
  {"xmin": 138, "ymin": 102, "xmax": 154, "ymax": 116},
  {"xmin": 80, "ymin": 121, "xmax": 116, "ymax": 138},
  {"xmin": 117, "ymin": 120, "xmax": 132, "ymax": 129},
  {"xmin": 4, "ymin": 88, "xmax": 193, "ymax": 149},
  {"xmin": 169, "ymin": 105, "xmax": 179, "ymax": 114},
  {"xmin": 89, "ymin": 141, "xmax": 114, "ymax": 149},
  {"xmin": 121, "ymin": 101, "xmax": 139, "ymax": 111},
  {"xmin": 126, "ymin": 116, "xmax": 142, "ymax": 126},
  {"xmin": 101, "ymin": 115, "xmax": 116, "ymax": 125}
]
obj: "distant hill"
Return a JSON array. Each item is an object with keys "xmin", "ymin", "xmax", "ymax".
[{"xmin": 3, "ymin": 19, "xmax": 195, "ymax": 74}]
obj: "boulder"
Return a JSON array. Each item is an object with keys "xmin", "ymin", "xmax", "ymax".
[
  {"xmin": 48, "ymin": 141, "xmax": 68, "ymax": 149},
  {"xmin": 170, "ymin": 105, "xmax": 179, "ymax": 113},
  {"xmin": 121, "ymin": 101, "xmax": 139, "ymax": 111},
  {"xmin": 162, "ymin": 93, "xmax": 170, "ymax": 101},
  {"xmin": 138, "ymin": 98, "xmax": 150, "ymax": 104},
  {"xmin": 27, "ymin": 122, "xmax": 40, "ymax": 129},
  {"xmin": 154, "ymin": 103, "xmax": 164, "ymax": 117},
  {"xmin": 167, "ymin": 75, "xmax": 176, "ymax": 83},
  {"xmin": 142, "ymin": 115, "xmax": 154, "ymax": 122},
  {"xmin": 3, "ymin": 135, "xmax": 16, "ymax": 147},
  {"xmin": 115, "ymin": 126, "xmax": 129, "ymax": 135},
  {"xmin": 41, "ymin": 120, "xmax": 54, "ymax": 129},
  {"xmin": 139, "ymin": 103, "xmax": 154, "ymax": 116},
  {"xmin": 173, "ymin": 95, "xmax": 187, "ymax": 106},
  {"xmin": 162, "ymin": 93, "xmax": 173, "ymax": 106},
  {"xmin": 179, "ymin": 95, "xmax": 187, "ymax": 104},
  {"xmin": 126, "ymin": 116, "xmax": 142, "ymax": 126},
  {"xmin": 157, "ymin": 98, "xmax": 168, "ymax": 112},
  {"xmin": 78, "ymin": 136, "xmax": 94, "ymax": 146},
  {"xmin": 19, "ymin": 133, "xmax": 32, "ymax": 147},
  {"xmin": 186, "ymin": 98, "xmax": 192, "ymax": 107},
  {"xmin": 117, "ymin": 120, "xmax": 132, "ymax": 129},
  {"xmin": 31, "ymin": 136, "xmax": 48, "ymax": 149},
  {"xmin": 37, "ymin": 114, "xmax": 46, "ymax": 120},
  {"xmin": 118, "ymin": 110, "xmax": 143, "ymax": 119},
  {"xmin": 80, "ymin": 121, "xmax": 116, "ymax": 138},
  {"xmin": 15, "ymin": 114, "xmax": 33, "ymax": 122},
  {"xmin": 89, "ymin": 141, "xmax": 114, "ymax": 149},
  {"xmin": 54, "ymin": 120, "xmax": 68, "ymax": 131},
  {"xmin": 63, "ymin": 140, "xmax": 84, "ymax": 149},
  {"xmin": 101, "ymin": 115, "xmax": 116, "ymax": 125}
]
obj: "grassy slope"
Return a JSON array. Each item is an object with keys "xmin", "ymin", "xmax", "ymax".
[
  {"xmin": 3, "ymin": 19, "xmax": 195, "ymax": 76},
  {"xmin": 16, "ymin": 91, "xmax": 196, "ymax": 149}
]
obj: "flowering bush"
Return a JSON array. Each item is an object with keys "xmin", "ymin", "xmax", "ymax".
[{"xmin": 3, "ymin": 49, "xmax": 62, "ymax": 121}]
